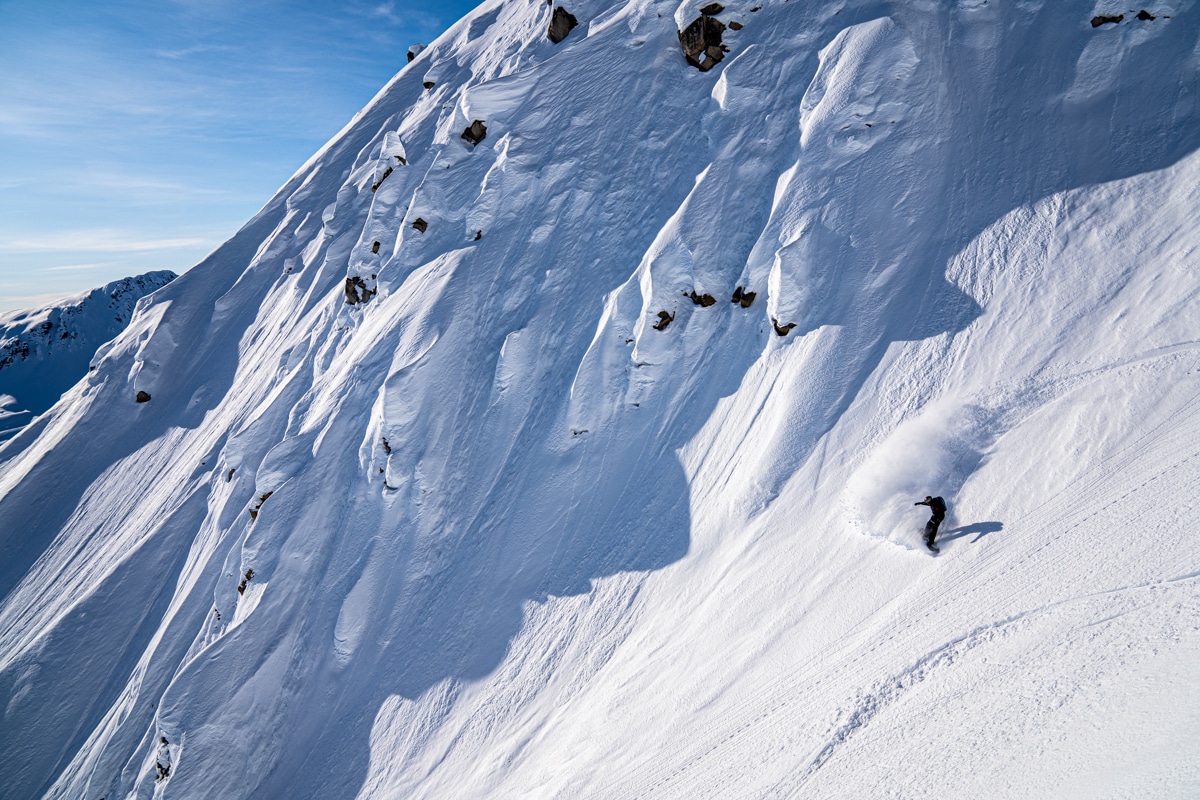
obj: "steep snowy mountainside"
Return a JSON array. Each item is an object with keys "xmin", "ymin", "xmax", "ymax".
[
  {"xmin": 0, "ymin": 1, "xmax": 1197, "ymax": 798},
  {"xmin": 0, "ymin": 270, "xmax": 176, "ymax": 443}
]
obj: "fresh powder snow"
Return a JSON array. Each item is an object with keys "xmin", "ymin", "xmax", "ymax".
[{"xmin": 0, "ymin": 1, "xmax": 1198, "ymax": 798}]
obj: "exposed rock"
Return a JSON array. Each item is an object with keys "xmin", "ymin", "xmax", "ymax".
[
  {"xmin": 237, "ymin": 568, "xmax": 255, "ymax": 593},
  {"xmin": 688, "ymin": 290, "xmax": 717, "ymax": 307},
  {"xmin": 462, "ymin": 120, "xmax": 488, "ymax": 145},
  {"xmin": 731, "ymin": 286, "xmax": 756, "ymax": 307},
  {"xmin": 700, "ymin": 3, "xmax": 724, "ymax": 14},
  {"xmin": 135, "ymin": 390, "xmax": 151, "ymax": 403},
  {"xmin": 678, "ymin": 14, "xmax": 728, "ymax": 71},
  {"xmin": 371, "ymin": 241, "xmax": 381, "ymax": 254},
  {"xmin": 652, "ymin": 310, "xmax": 675, "ymax": 331},
  {"xmin": 548, "ymin": 6, "xmax": 579, "ymax": 43},
  {"xmin": 382, "ymin": 437, "xmax": 391, "ymax": 455},
  {"xmin": 423, "ymin": 81, "xmax": 436, "ymax": 90},
  {"xmin": 344, "ymin": 276, "xmax": 376, "ymax": 305},
  {"xmin": 772, "ymin": 318, "xmax": 797, "ymax": 337},
  {"xmin": 371, "ymin": 166, "xmax": 393, "ymax": 192},
  {"xmin": 729, "ymin": 20, "xmax": 743, "ymax": 30},
  {"xmin": 248, "ymin": 491, "xmax": 272, "ymax": 522},
  {"xmin": 474, "ymin": 230, "xmax": 483, "ymax": 240},
  {"xmin": 1091, "ymin": 14, "xmax": 1123, "ymax": 26},
  {"xmin": 407, "ymin": 43, "xmax": 426, "ymax": 62},
  {"xmin": 226, "ymin": 468, "xmax": 235, "ymax": 482},
  {"xmin": 412, "ymin": 218, "xmax": 429, "ymax": 233},
  {"xmin": 1136, "ymin": 9, "xmax": 1156, "ymax": 20}
]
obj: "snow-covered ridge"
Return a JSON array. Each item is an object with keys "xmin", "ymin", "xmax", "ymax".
[
  {"xmin": 0, "ymin": 270, "xmax": 176, "ymax": 443},
  {"xmin": 1, "ymin": 1, "xmax": 1198, "ymax": 798}
]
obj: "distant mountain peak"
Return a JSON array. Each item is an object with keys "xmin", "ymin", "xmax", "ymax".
[{"xmin": 0, "ymin": 270, "xmax": 176, "ymax": 441}]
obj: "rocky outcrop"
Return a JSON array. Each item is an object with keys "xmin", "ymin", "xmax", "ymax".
[
  {"xmin": 237, "ymin": 567, "xmax": 256, "ymax": 592},
  {"xmin": 248, "ymin": 490, "xmax": 273, "ymax": 521},
  {"xmin": 548, "ymin": 7, "xmax": 579, "ymax": 43},
  {"xmin": 730, "ymin": 286, "xmax": 756, "ymax": 307},
  {"xmin": 136, "ymin": 390, "xmax": 151, "ymax": 403},
  {"xmin": 412, "ymin": 218, "xmax": 429, "ymax": 233},
  {"xmin": 652, "ymin": 310, "xmax": 675, "ymax": 330},
  {"xmin": 772, "ymin": 318, "xmax": 797, "ymax": 337},
  {"xmin": 688, "ymin": 290, "xmax": 717, "ymax": 307},
  {"xmin": 1090, "ymin": 14, "xmax": 1123, "ymax": 26},
  {"xmin": 407, "ymin": 43, "xmax": 426, "ymax": 62},
  {"xmin": 679, "ymin": 11, "xmax": 727, "ymax": 71},
  {"xmin": 462, "ymin": 120, "xmax": 488, "ymax": 145},
  {"xmin": 344, "ymin": 276, "xmax": 376, "ymax": 305},
  {"xmin": 371, "ymin": 166, "xmax": 393, "ymax": 192}
]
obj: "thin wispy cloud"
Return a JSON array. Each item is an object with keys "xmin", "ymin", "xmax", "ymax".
[
  {"xmin": 0, "ymin": 290, "xmax": 81, "ymax": 312},
  {"xmin": 153, "ymin": 43, "xmax": 234, "ymax": 60},
  {"xmin": 1, "ymin": 230, "xmax": 216, "ymax": 254},
  {"xmin": 37, "ymin": 262, "xmax": 116, "ymax": 274}
]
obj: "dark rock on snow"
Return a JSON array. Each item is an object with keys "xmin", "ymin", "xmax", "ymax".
[
  {"xmin": 1090, "ymin": 14, "xmax": 1123, "ymax": 26},
  {"xmin": 412, "ymin": 218, "xmax": 429, "ymax": 233},
  {"xmin": 344, "ymin": 276, "xmax": 376, "ymax": 305},
  {"xmin": 462, "ymin": 120, "xmax": 488, "ymax": 145},
  {"xmin": 237, "ymin": 567, "xmax": 256, "ymax": 591},
  {"xmin": 548, "ymin": 7, "xmax": 579, "ymax": 43},
  {"xmin": 679, "ymin": 14, "xmax": 728, "ymax": 71},
  {"xmin": 136, "ymin": 390, "xmax": 151, "ymax": 403},
  {"xmin": 653, "ymin": 310, "xmax": 675, "ymax": 331},
  {"xmin": 371, "ymin": 166, "xmax": 393, "ymax": 192},
  {"xmin": 772, "ymin": 318, "xmax": 797, "ymax": 337}
]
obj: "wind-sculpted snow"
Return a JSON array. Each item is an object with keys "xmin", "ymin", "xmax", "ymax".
[{"xmin": 1, "ymin": 1, "xmax": 1198, "ymax": 798}]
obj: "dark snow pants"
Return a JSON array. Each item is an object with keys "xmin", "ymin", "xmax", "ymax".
[{"xmin": 925, "ymin": 515, "xmax": 944, "ymax": 546}]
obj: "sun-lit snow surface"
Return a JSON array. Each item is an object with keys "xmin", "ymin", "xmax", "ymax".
[
  {"xmin": 1, "ymin": 0, "xmax": 1198, "ymax": 797},
  {"xmin": 0, "ymin": 271, "xmax": 176, "ymax": 443}
]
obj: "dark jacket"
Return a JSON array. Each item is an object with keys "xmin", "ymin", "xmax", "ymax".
[{"xmin": 915, "ymin": 496, "xmax": 947, "ymax": 519}]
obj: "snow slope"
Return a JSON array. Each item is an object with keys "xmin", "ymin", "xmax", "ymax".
[
  {"xmin": 0, "ymin": 271, "xmax": 176, "ymax": 443},
  {"xmin": 1, "ymin": 1, "xmax": 1198, "ymax": 798}
]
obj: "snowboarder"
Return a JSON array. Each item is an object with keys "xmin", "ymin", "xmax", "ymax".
[
  {"xmin": 155, "ymin": 736, "xmax": 172, "ymax": 781},
  {"xmin": 914, "ymin": 495, "xmax": 947, "ymax": 552}
]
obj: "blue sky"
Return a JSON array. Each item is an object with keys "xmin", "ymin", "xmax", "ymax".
[{"xmin": 0, "ymin": 0, "xmax": 478, "ymax": 311}]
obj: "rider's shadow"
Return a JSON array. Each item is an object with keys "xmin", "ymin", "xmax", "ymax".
[{"xmin": 941, "ymin": 521, "xmax": 1004, "ymax": 544}]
